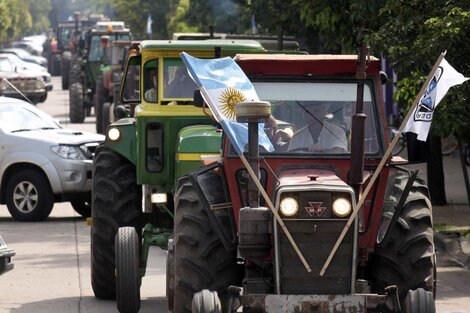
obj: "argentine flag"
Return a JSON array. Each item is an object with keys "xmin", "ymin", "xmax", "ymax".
[
  {"xmin": 404, "ymin": 58, "xmax": 469, "ymax": 141},
  {"xmin": 181, "ymin": 52, "xmax": 274, "ymax": 154}
]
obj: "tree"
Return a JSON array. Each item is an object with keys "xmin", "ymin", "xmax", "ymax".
[{"xmin": 373, "ymin": 0, "xmax": 470, "ymax": 204}]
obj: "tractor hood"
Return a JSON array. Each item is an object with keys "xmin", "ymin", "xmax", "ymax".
[{"xmin": 277, "ymin": 168, "xmax": 349, "ymax": 189}]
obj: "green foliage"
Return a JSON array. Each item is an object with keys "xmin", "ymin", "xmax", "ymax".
[{"xmin": 374, "ymin": 0, "xmax": 470, "ymax": 139}]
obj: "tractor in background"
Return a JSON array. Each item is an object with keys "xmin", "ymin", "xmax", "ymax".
[{"xmin": 89, "ymin": 40, "xmax": 267, "ymax": 313}]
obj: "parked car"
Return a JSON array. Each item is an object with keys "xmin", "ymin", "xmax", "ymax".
[
  {"xmin": 0, "ymin": 53, "xmax": 52, "ymax": 92},
  {"xmin": 0, "ymin": 57, "xmax": 47, "ymax": 104},
  {"xmin": 0, "ymin": 97, "xmax": 105, "ymax": 221},
  {"xmin": 0, "ymin": 235, "xmax": 14, "ymax": 276},
  {"xmin": 0, "ymin": 47, "xmax": 47, "ymax": 67}
]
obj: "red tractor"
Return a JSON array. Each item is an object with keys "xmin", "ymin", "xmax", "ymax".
[{"xmin": 168, "ymin": 53, "xmax": 436, "ymax": 313}]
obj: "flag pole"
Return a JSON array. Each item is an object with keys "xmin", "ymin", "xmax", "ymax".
[{"xmin": 319, "ymin": 51, "xmax": 447, "ymax": 276}]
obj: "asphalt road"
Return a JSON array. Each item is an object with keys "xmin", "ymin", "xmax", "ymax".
[{"xmin": 0, "ymin": 77, "xmax": 469, "ymax": 312}]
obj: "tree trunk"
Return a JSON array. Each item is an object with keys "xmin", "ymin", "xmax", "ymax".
[{"xmin": 426, "ymin": 135, "xmax": 447, "ymax": 205}]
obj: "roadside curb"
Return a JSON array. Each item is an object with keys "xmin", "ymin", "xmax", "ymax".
[{"xmin": 434, "ymin": 231, "xmax": 470, "ymax": 269}]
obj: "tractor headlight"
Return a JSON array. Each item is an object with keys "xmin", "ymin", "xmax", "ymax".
[
  {"xmin": 279, "ymin": 197, "xmax": 299, "ymax": 217},
  {"xmin": 332, "ymin": 198, "xmax": 352, "ymax": 217},
  {"xmin": 107, "ymin": 127, "xmax": 121, "ymax": 141}
]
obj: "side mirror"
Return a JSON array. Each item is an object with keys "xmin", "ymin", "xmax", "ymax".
[
  {"xmin": 380, "ymin": 71, "xmax": 388, "ymax": 85},
  {"xmin": 114, "ymin": 104, "xmax": 129, "ymax": 119},
  {"xmin": 193, "ymin": 89, "xmax": 204, "ymax": 107}
]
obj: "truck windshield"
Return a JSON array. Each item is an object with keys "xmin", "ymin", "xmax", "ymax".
[{"xmin": 252, "ymin": 81, "xmax": 380, "ymax": 155}]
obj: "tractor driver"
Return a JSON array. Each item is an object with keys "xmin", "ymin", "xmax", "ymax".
[{"xmin": 287, "ymin": 102, "xmax": 348, "ymax": 153}]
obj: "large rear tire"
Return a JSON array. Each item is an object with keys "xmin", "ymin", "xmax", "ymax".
[
  {"xmin": 69, "ymin": 82, "xmax": 85, "ymax": 123},
  {"xmin": 91, "ymin": 146, "xmax": 142, "ymax": 299},
  {"xmin": 116, "ymin": 227, "xmax": 141, "ymax": 313},
  {"xmin": 173, "ymin": 175, "xmax": 237, "ymax": 313},
  {"xmin": 61, "ymin": 58, "xmax": 69, "ymax": 90},
  {"xmin": 370, "ymin": 177, "xmax": 435, "ymax": 303},
  {"xmin": 94, "ymin": 76, "xmax": 107, "ymax": 134}
]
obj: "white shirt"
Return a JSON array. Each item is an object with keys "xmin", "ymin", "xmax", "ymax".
[{"xmin": 288, "ymin": 120, "xmax": 348, "ymax": 152}]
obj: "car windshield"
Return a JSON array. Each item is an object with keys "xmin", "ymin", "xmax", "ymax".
[
  {"xmin": 252, "ymin": 81, "xmax": 380, "ymax": 155},
  {"xmin": 0, "ymin": 104, "xmax": 61, "ymax": 133}
]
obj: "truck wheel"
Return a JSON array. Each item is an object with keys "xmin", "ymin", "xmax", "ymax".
[
  {"xmin": 5, "ymin": 169, "xmax": 54, "ymax": 222},
  {"xmin": 370, "ymin": 177, "xmax": 435, "ymax": 303},
  {"xmin": 191, "ymin": 290, "xmax": 222, "ymax": 313},
  {"xmin": 116, "ymin": 227, "xmax": 141, "ymax": 313},
  {"xmin": 71, "ymin": 200, "xmax": 91, "ymax": 218},
  {"xmin": 91, "ymin": 146, "xmax": 142, "ymax": 299},
  {"xmin": 61, "ymin": 59, "xmax": 69, "ymax": 90},
  {"xmin": 173, "ymin": 175, "xmax": 237, "ymax": 313},
  {"xmin": 69, "ymin": 82, "xmax": 85, "ymax": 123},
  {"xmin": 404, "ymin": 288, "xmax": 435, "ymax": 313}
]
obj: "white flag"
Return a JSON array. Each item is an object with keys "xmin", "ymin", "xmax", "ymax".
[
  {"xmin": 404, "ymin": 58, "xmax": 469, "ymax": 141},
  {"xmin": 146, "ymin": 14, "xmax": 153, "ymax": 35}
]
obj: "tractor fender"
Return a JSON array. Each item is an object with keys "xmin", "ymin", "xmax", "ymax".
[
  {"xmin": 103, "ymin": 117, "xmax": 137, "ymax": 165},
  {"xmin": 175, "ymin": 125, "xmax": 222, "ymax": 181}
]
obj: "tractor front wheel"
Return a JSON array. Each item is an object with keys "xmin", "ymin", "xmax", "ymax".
[
  {"xmin": 173, "ymin": 175, "xmax": 237, "ymax": 313},
  {"xmin": 404, "ymin": 288, "xmax": 436, "ymax": 313},
  {"xmin": 370, "ymin": 177, "xmax": 435, "ymax": 304},
  {"xmin": 116, "ymin": 227, "xmax": 141, "ymax": 313},
  {"xmin": 91, "ymin": 146, "xmax": 142, "ymax": 299},
  {"xmin": 191, "ymin": 290, "xmax": 222, "ymax": 313},
  {"xmin": 69, "ymin": 82, "xmax": 85, "ymax": 123}
]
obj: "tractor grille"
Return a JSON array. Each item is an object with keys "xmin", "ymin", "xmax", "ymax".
[
  {"xmin": 274, "ymin": 188, "xmax": 357, "ymax": 295},
  {"xmin": 277, "ymin": 220, "xmax": 355, "ymax": 294}
]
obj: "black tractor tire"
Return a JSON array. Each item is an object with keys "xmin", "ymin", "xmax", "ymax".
[
  {"xmin": 404, "ymin": 288, "xmax": 436, "ymax": 313},
  {"xmin": 191, "ymin": 290, "xmax": 222, "ymax": 313},
  {"xmin": 173, "ymin": 175, "xmax": 237, "ymax": 313},
  {"xmin": 61, "ymin": 59, "xmax": 69, "ymax": 90},
  {"xmin": 91, "ymin": 146, "xmax": 142, "ymax": 300},
  {"xmin": 167, "ymin": 239, "xmax": 175, "ymax": 312},
  {"xmin": 71, "ymin": 200, "xmax": 91, "ymax": 218},
  {"xmin": 51, "ymin": 54, "xmax": 61, "ymax": 76},
  {"xmin": 69, "ymin": 57, "xmax": 82, "ymax": 86},
  {"xmin": 102, "ymin": 102, "xmax": 112, "ymax": 133},
  {"xmin": 5, "ymin": 169, "xmax": 54, "ymax": 222},
  {"xmin": 69, "ymin": 82, "xmax": 85, "ymax": 123},
  {"xmin": 116, "ymin": 227, "xmax": 141, "ymax": 313},
  {"xmin": 370, "ymin": 177, "xmax": 435, "ymax": 303},
  {"xmin": 94, "ymin": 76, "xmax": 107, "ymax": 134}
]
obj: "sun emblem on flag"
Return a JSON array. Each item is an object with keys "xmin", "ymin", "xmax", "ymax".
[{"xmin": 219, "ymin": 87, "xmax": 246, "ymax": 119}]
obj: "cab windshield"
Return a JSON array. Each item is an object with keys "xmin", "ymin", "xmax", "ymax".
[
  {"xmin": 253, "ymin": 81, "xmax": 380, "ymax": 155},
  {"xmin": 163, "ymin": 58, "xmax": 198, "ymax": 99}
]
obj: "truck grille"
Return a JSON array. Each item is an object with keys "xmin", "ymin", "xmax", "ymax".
[{"xmin": 7, "ymin": 77, "xmax": 41, "ymax": 92}]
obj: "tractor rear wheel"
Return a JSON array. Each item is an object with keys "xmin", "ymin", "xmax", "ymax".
[
  {"xmin": 69, "ymin": 82, "xmax": 85, "ymax": 123},
  {"xmin": 370, "ymin": 177, "xmax": 435, "ymax": 303},
  {"xmin": 91, "ymin": 146, "xmax": 142, "ymax": 299},
  {"xmin": 173, "ymin": 175, "xmax": 237, "ymax": 313},
  {"xmin": 94, "ymin": 76, "xmax": 107, "ymax": 134},
  {"xmin": 116, "ymin": 227, "xmax": 141, "ymax": 313},
  {"xmin": 61, "ymin": 59, "xmax": 69, "ymax": 90}
]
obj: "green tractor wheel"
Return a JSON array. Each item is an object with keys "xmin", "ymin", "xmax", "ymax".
[
  {"xmin": 370, "ymin": 177, "xmax": 435, "ymax": 304},
  {"xmin": 91, "ymin": 146, "xmax": 142, "ymax": 299},
  {"xmin": 173, "ymin": 175, "xmax": 237, "ymax": 313},
  {"xmin": 69, "ymin": 82, "xmax": 85, "ymax": 123}
]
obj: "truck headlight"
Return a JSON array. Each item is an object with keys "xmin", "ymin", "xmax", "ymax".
[
  {"xmin": 332, "ymin": 198, "xmax": 352, "ymax": 217},
  {"xmin": 279, "ymin": 197, "xmax": 299, "ymax": 217},
  {"xmin": 51, "ymin": 145, "xmax": 86, "ymax": 160}
]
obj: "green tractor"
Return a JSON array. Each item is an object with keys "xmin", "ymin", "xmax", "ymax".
[
  {"xmin": 94, "ymin": 39, "xmax": 138, "ymax": 134},
  {"xmin": 166, "ymin": 53, "xmax": 436, "ymax": 313},
  {"xmin": 68, "ymin": 21, "xmax": 131, "ymax": 123},
  {"xmin": 89, "ymin": 40, "xmax": 267, "ymax": 312}
]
